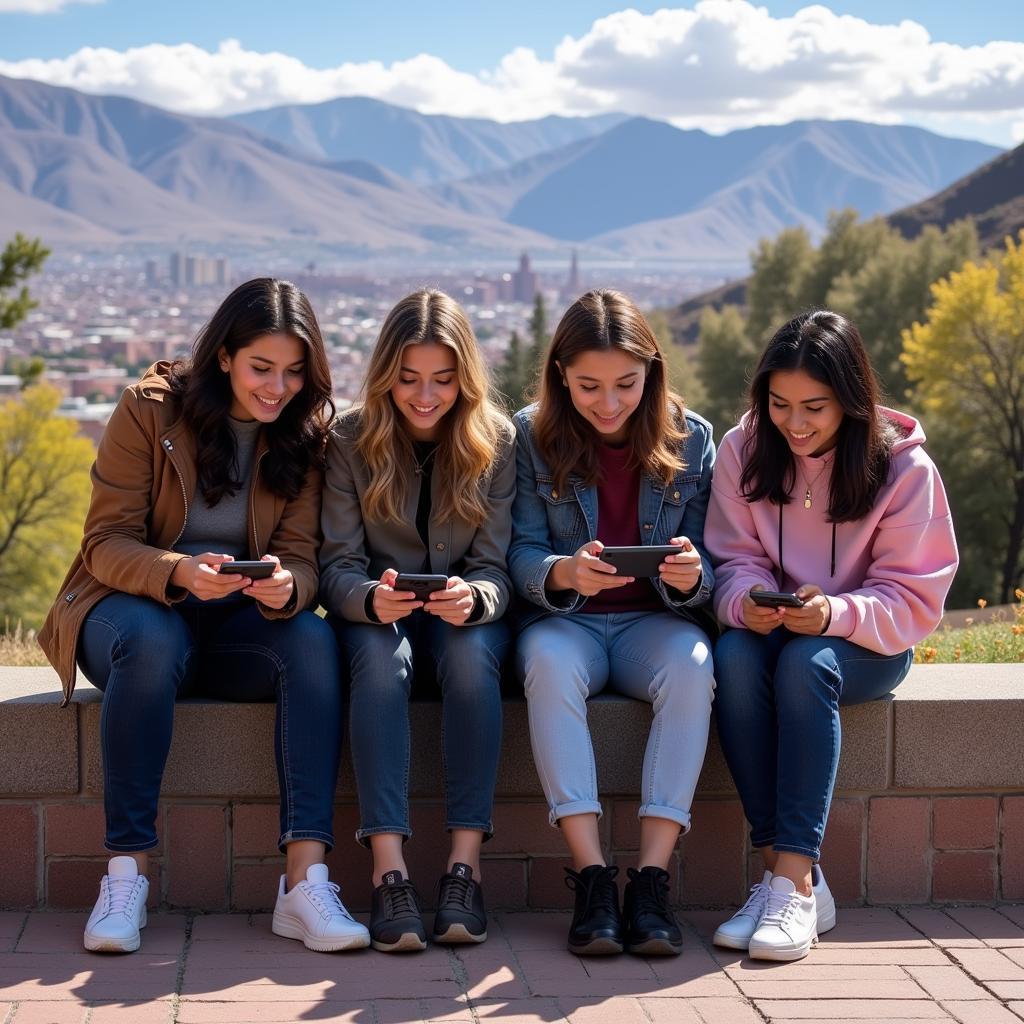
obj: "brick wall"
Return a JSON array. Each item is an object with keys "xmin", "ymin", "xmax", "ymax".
[{"xmin": 2, "ymin": 663, "xmax": 1023, "ymax": 912}]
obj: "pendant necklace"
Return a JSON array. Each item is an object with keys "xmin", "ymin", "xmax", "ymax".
[
  {"xmin": 802, "ymin": 457, "xmax": 831, "ymax": 509},
  {"xmin": 413, "ymin": 445, "xmax": 437, "ymax": 476}
]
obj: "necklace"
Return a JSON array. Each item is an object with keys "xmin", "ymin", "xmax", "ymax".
[
  {"xmin": 802, "ymin": 457, "xmax": 832, "ymax": 509},
  {"xmin": 412, "ymin": 444, "xmax": 437, "ymax": 476}
]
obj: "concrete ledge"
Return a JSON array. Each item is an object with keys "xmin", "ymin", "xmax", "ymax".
[{"xmin": 2, "ymin": 663, "xmax": 1023, "ymax": 911}]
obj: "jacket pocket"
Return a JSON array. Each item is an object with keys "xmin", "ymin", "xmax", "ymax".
[
  {"xmin": 536, "ymin": 478, "xmax": 584, "ymax": 540},
  {"xmin": 662, "ymin": 473, "xmax": 700, "ymax": 507}
]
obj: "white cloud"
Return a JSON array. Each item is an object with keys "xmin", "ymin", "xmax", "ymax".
[
  {"xmin": 0, "ymin": 0, "xmax": 102, "ymax": 12},
  {"xmin": 0, "ymin": 2, "xmax": 1022, "ymax": 143}
]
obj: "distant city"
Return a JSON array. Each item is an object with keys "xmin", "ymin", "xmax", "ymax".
[{"xmin": 0, "ymin": 249, "xmax": 724, "ymax": 442}]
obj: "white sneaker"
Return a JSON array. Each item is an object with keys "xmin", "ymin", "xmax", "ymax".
[
  {"xmin": 713, "ymin": 870, "xmax": 772, "ymax": 950},
  {"xmin": 83, "ymin": 856, "xmax": 149, "ymax": 953},
  {"xmin": 272, "ymin": 863, "xmax": 370, "ymax": 952},
  {"xmin": 748, "ymin": 875, "xmax": 818, "ymax": 961},
  {"xmin": 813, "ymin": 863, "xmax": 837, "ymax": 935}
]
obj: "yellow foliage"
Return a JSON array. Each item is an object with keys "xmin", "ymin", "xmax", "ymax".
[{"xmin": 0, "ymin": 383, "xmax": 94, "ymax": 627}]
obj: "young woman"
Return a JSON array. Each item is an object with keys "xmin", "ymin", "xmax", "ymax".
[
  {"xmin": 319, "ymin": 289, "xmax": 515, "ymax": 953},
  {"xmin": 509, "ymin": 289, "xmax": 717, "ymax": 957},
  {"xmin": 38, "ymin": 279, "xmax": 368, "ymax": 954},
  {"xmin": 706, "ymin": 309, "xmax": 958, "ymax": 962}
]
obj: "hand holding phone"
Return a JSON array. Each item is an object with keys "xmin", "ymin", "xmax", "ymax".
[
  {"xmin": 372, "ymin": 568, "xmax": 424, "ymax": 624},
  {"xmin": 420, "ymin": 574, "xmax": 475, "ymax": 626},
  {"xmin": 599, "ymin": 545, "xmax": 678, "ymax": 578}
]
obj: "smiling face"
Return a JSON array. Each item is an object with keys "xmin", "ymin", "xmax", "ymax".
[
  {"xmin": 220, "ymin": 332, "xmax": 306, "ymax": 422},
  {"xmin": 559, "ymin": 348, "xmax": 647, "ymax": 444},
  {"xmin": 767, "ymin": 368, "xmax": 844, "ymax": 457},
  {"xmin": 390, "ymin": 341, "xmax": 460, "ymax": 442}
]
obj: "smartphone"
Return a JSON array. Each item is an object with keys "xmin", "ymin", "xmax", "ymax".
[
  {"xmin": 749, "ymin": 589, "xmax": 805, "ymax": 608},
  {"xmin": 599, "ymin": 545, "xmax": 679, "ymax": 578},
  {"xmin": 218, "ymin": 560, "xmax": 276, "ymax": 580},
  {"xmin": 394, "ymin": 573, "xmax": 449, "ymax": 601}
]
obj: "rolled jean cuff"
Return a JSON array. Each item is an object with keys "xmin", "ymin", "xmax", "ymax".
[
  {"xmin": 105, "ymin": 837, "xmax": 159, "ymax": 854},
  {"xmin": 638, "ymin": 803, "xmax": 692, "ymax": 834},
  {"xmin": 280, "ymin": 829, "xmax": 335, "ymax": 854},
  {"xmin": 355, "ymin": 824, "xmax": 412, "ymax": 848},
  {"xmin": 549, "ymin": 799, "xmax": 603, "ymax": 827},
  {"xmin": 750, "ymin": 829, "xmax": 776, "ymax": 849},
  {"xmin": 772, "ymin": 841, "xmax": 821, "ymax": 861},
  {"xmin": 446, "ymin": 819, "xmax": 494, "ymax": 842}
]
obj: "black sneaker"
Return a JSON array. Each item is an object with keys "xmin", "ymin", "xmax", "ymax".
[
  {"xmin": 432, "ymin": 862, "xmax": 487, "ymax": 944},
  {"xmin": 564, "ymin": 864, "xmax": 623, "ymax": 955},
  {"xmin": 369, "ymin": 870, "xmax": 427, "ymax": 952},
  {"xmin": 623, "ymin": 865, "xmax": 683, "ymax": 956}
]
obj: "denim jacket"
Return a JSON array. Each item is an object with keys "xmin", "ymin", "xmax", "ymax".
[{"xmin": 508, "ymin": 404, "xmax": 717, "ymax": 636}]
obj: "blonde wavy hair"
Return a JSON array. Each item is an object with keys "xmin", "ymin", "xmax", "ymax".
[{"xmin": 355, "ymin": 289, "xmax": 508, "ymax": 526}]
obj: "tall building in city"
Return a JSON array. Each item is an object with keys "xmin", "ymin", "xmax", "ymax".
[
  {"xmin": 512, "ymin": 252, "xmax": 538, "ymax": 304},
  {"xmin": 168, "ymin": 251, "xmax": 184, "ymax": 287},
  {"xmin": 562, "ymin": 249, "xmax": 581, "ymax": 302}
]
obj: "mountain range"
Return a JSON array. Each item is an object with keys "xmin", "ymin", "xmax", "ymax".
[{"xmin": 0, "ymin": 74, "xmax": 1005, "ymax": 260}]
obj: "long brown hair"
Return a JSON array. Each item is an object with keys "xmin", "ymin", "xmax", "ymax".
[
  {"xmin": 355, "ymin": 289, "xmax": 508, "ymax": 525},
  {"xmin": 740, "ymin": 309, "xmax": 896, "ymax": 522},
  {"xmin": 533, "ymin": 289, "xmax": 688, "ymax": 493}
]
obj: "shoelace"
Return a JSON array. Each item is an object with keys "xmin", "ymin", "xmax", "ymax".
[
  {"xmin": 626, "ymin": 868, "xmax": 670, "ymax": 918},
  {"xmin": 564, "ymin": 866, "xmax": 620, "ymax": 915},
  {"xmin": 737, "ymin": 879, "xmax": 770, "ymax": 918},
  {"xmin": 437, "ymin": 873, "xmax": 474, "ymax": 910},
  {"xmin": 759, "ymin": 888, "xmax": 802, "ymax": 929},
  {"xmin": 105, "ymin": 876, "xmax": 140, "ymax": 916},
  {"xmin": 304, "ymin": 879, "xmax": 352, "ymax": 920},
  {"xmin": 382, "ymin": 880, "xmax": 421, "ymax": 919}
]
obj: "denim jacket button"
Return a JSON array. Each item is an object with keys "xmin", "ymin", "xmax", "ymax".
[
  {"xmin": 673, "ymin": 490, "xmax": 680, "ymax": 500},
  {"xmin": 551, "ymin": 489, "xmax": 559, "ymax": 499},
  {"xmin": 435, "ymin": 542, "xmax": 446, "ymax": 551},
  {"xmin": 643, "ymin": 523, "xmax": 653, "ymax": 531}
]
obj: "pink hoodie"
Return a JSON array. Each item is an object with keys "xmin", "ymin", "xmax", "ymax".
[{"xmin": 706, "ymin": 408, "xmax": 958, "ymax": 655}]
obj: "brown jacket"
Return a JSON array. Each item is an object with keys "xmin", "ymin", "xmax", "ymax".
[{"xmin": 38, "ymin": 363, "xmax": 323, "ymax": 703}]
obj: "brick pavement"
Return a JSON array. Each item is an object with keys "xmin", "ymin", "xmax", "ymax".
[{"xmin": 1, "ymin": 906, "xmax": 1024, "ymax": 1023}]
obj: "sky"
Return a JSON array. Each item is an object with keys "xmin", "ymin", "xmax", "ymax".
[{"xmin": 1, "ymin": 0, "xmax": 1023, "ymax": 145}]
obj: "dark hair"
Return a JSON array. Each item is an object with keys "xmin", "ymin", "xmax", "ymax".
[
  {"xmin": 533, "ymin": 289, "xmax": 687, "ymax": 493},
  {"xmin": 170, "ymin": 278, "xmax": 335, "ymax": 504},
  {"xmin": 739, "ymin": 309, "xmax": 895, "ymax": 522}
]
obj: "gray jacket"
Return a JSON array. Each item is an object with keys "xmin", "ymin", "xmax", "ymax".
[{"xmin": 319, "ymin": 408, "xmax": 517, "ymax": 624}]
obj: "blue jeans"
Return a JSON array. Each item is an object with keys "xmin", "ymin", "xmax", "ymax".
[
  {"xmin": 78, "ymin": 593, "xmax": 343, "ymax": 853},
  {"xmin": 714, "ymin": 628, "xmax": 913, "ymax": 860},
  {"xmin": 518, "ymin": 611, "xmax": 715, "ymax": 831},
  {"xmin": 333, "ymin": 613, "xmax": 508, "ymax": 844}
]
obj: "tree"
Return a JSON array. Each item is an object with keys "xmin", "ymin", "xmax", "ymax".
[
  {"xmin": 647, "ymin": 308, "xmax": 707, "ymax": 414},
  {"xmin": 827, "ymin": 220, "xmax": 979, "ymax": 400},
  {"xmin": 696, "ymin": 304, "xmax": 759, "ymax": 438},
  {"xmin": 745, "ymin": 227, "xmax": 815, "ymax": 341},
  {"xmin": 902, "ymin": 231, "xmax": 1024, "ymax": 603},
  {"xmin": 494, "ymin": 329, "xmax": 528, "ymax": 413},
  {"xmin": 0, "ymin": 383, "xmax": 94, "ymax": 627},
  {"xmin": 495, "ymin": 294, "xmax": 549, "ymax": 413},
  {"xmin": 0, "ymin": 233, "xmax": 50, "ymax": 330},
  {"xmin": 4, "ymin": 356, "xmax": 46, "ymax": 390}
]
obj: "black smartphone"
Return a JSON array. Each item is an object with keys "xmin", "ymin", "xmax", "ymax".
[
  {"xmin": 394, "ymin": 573, "xmax": 449, "ymax": 601},
  {"xmin": 749, "ymin": 589, "xmax": 805, "ymax": 608},
  {"xmin": 599, "ymin": 545, "xmax": 679, "ymax": 578},
  {"xmin": 218, "ymin": 560, "xmax": 276, "ymax": 580}
]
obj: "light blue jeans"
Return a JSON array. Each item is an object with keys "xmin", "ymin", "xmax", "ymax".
[{"xmin": 517, "ymin": 611, "xmax": 715, "ymax": 831}]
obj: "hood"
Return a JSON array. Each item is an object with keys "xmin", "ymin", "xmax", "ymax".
[
  {"xmin": 137, "ymin": 360, "xmax": 176, "ymax": 401},
  {"xmin": 880, "ymin": 406, "xmax": 926, "ymax": 454}
]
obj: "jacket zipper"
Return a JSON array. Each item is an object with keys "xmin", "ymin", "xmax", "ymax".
[
  {"xmin": 250, "ymin": 450, "xmax": 267, "ymax": 557},
  {"xmin": 162, "ymin": 438, "xmax": 189, "ymax": 545}
]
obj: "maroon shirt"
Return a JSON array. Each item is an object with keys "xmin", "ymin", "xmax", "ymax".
[{"xmin": 585, "ymin": 443, "xmax": 662, "ymax": 614}]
